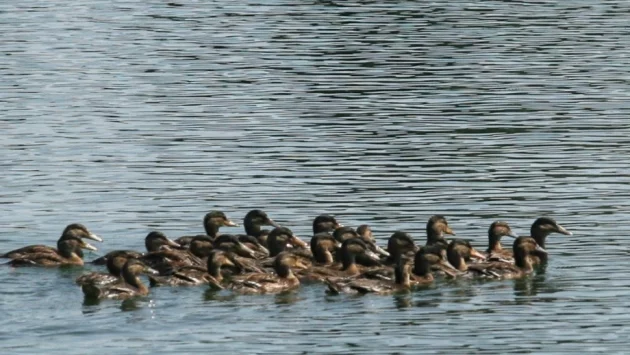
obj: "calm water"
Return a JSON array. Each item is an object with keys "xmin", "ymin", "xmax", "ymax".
[{"xmin": 2, "ymin": 0, "xmax": 630, "ymax": 353}]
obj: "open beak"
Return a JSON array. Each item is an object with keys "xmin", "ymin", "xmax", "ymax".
[
  {"xmin": 86, "ymin": 232, "xmax": 103, "ymax": 242},
  {"xmin": 556, "ymin": 224, "xmax": 572, "ymax": 236},
  {"xmin": 289, "ymin": 235, "xmax": 308, "ymax": 249},
  {"xmin": 236, "ymin": 242, "xmax": 257, "ymax": 259},
  {"xmin": 470, "ymin": 248, "xmax": 486, "ymax": 260},
  {"xmin": 224, "ymin": 219, "xmax": 239, "ymax": 227},
  {"xmin": 82, "ymin": 242, "xmax": 98, "ymax": 252}
]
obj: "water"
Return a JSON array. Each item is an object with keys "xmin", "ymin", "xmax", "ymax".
[{"xmin": 1, "ymin": 0, "xmax": 630, "ymax": 353}]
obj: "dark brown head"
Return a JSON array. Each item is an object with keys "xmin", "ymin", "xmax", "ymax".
[
  {"xmin": 356, "ymin": 225, "xmax": 374, "ymax": 242},
  {"xmin": 273, "ymin": 251, "xmax": 309, "ymax": 278},
  {"xmin": 189, "ymin": 235, "xmax": 215, "ymax": 258},
  {"xmin": 145, "ymin": 231, "xmax": 180, "ymax": 252},
  {"xmin": 447, "ymin": 239, "xmax": 485, "ymax": 271},
  {"xmin": 121, "ymin": 259, "xmax": 159, "ymax": 287},
  {"xmin": 340, "ymin": 238, "xmax": 380, "ymax": 270},
  {"xmin": 57, "ymin": 235, "xmax": 98, "ymax": 259},
  {"xmin": 386, "ymin": 231, "xmax": 418, "ymax": 259},
  {"xmin": 310, "ymin": 234, "xmax": 341, "ymax": 264},
  {"xmin": 426, "ymin": 215, "xmax": 455, "ymax": 245},
  {"xmin": 530, "ymin": 217, "xmax": 572, "ymax": 248},
  {"xmin": 487, "ymin": 221, "xmax": 519, "ymax": 251},
  {"xmin": 267, "ymin": 227, "xmax": 307, "ymax": 257},
  {"xmin": 244, "ymin": 210, "xmax": 279, "ymax": 237},
  {"xmin": 312, "ymin": 214, "xmax": 342, "ymax": 235},
  {"xmin": 61, "ymin": 223, "xmax": 103, "ymax": 242},
  {"xmin": 214, "ymin": 234, "xmax": 258, "ymax": 258},
  {"xmin": 106, "ymin": 255, "xmax": 129, "ymax": 276},
  {"xmin": 206, "ymin": 250, "xmax": 236, "ymax": 278},
  {"xmin": 513, "ymin": 236, "xmax": 547, "ymax": 271},
  {"xmin": 203, "ymin": 211, "xmax": 238, "ymax": 237},
  {"xmin": 333, "ymin": 226, "xmax": 359, "ymax": 243}
]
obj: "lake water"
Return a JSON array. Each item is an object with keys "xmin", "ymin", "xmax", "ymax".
[{"xmin": 2, "ymin": 0, "xmax": 630, "ymax": 353}]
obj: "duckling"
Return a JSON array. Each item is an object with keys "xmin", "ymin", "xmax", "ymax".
[
  {"xmin": 310, "ymin": 234, "xmax": 341, "ymax": 265},
  {"xmin": 241, "ymin": 209, "xmax": 280, "ymax": 247},
  {"xmin": 325, "ymin": 257, "xmax": 414, "ymax": 295},
  {"xmin": 359, "ymin": 231, "xmax": 420, "ymax": 279},
  {"xmin": 267, "ymin": 227, "xmax": 309, "ymax": 257},
  {"xmin": 2, "ymin": 223, "xmax": 102, "ymax": 259},
  {"xmin": 356, "ymin": 224, "xmax": 390, "ymax": 258},
  {"xmin": 297, "ymin": 238, "xmax": 381, "ymax": 282},
  {"xmin": 8, "ymin": 235, "xmax": 98, "ymax": 267},
  {"xmin": 411, "ymin": 247, "xmax": 436, "ymax": 285},
  {"xmin": 149, "ymin": 250, "xmax": 237, "ymax": 287},
  {"xmin": 447, "ymin": 239, "xmax": 501, "ymax": 277},
  {"xmin": 81, "ymin": 259, "xmax": 159, "ymax": 300},
  {"xmin": 425, "ymin": 215, "xmax": 456, "ymax": 246},
  {"xmin": 76, "ymin": 255, "xmax": 129, "ymax": 287},
  {"xmin": 213, "ymin": 252, "xmax": 308, "ymax": 294},
  {"xmin": 92, "ymin": 231, "xmax": 179, "ymax": 265},
  {"xmin": 527, "ymin": 217, "xmax": 571, "ymax": 265},
  {"xmin": 313, "ymin": 214, "xmax": 343, "ymax": 235},
  {"xmin": 175, "ymin": 211, "xmax": 239, "ymax": 248},
  {"xmin": 237, "ymin": 234, "xmax": 270, "ymax": 259},
  {"xmin": 485, "ymin": 221, "xmax": 519, "ymax": 262}
]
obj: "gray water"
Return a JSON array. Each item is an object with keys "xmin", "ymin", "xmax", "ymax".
[{"xmin": 2, "ymin": 0, "xmax": 630, "ymax": 353}]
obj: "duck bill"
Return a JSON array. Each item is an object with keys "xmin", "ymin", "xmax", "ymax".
[
  {"xmin": 374, "ymin": 245, "xmax": 390, "ymax": 257},
  {"xmin": 364, "ymin": 250, "xmax": 381, "ymax": 263},
  {"xmin": 506, "ymin": 231, "xmax": 519, "ymax": 239},
  {"xmin": 556, "ymin": 225, "xmax": 572, "ymax": 236},
  {"xmin": 82, "ymin": 242, "xmax": 98, "ymax": 252},
  {"xmin": 224, "ymin": 219, "xmax": 239, "ymax": 227},
  {"xmin": 86, "ymin": 232, "xmax": 103, "ymax": 243},
  {"xmin": 470, "ymin": 248, "xmax": 486, "ymax": 260},
  {"xmin": 257, "ymin": 245, "xmax": 270, "ymax": 256},
  {"xmin": 145, "ymin": 267, "xmax": 160, "ymax": 275},
  {"xmin": 266, "ymin": 218, "xmax": 280, "ymax": 228},
  {"xmin": 166, "ymin": 238, "xmax": 181, "ymax": 248},
  {"xmin": 535, "ymin": 244, "xmax": 548, "ymax": 254},
  {"xmin": 289, "ymin": 235, "xmax": 308, "ymax": 249},
  {"xmin": 236, "ymin": 242, "xmax": 257, "ymax": 258}
]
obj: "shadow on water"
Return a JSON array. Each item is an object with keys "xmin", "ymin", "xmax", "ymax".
[{"xmin": 203, "ymin": 288, "xmax": 238, "ymax": 302}]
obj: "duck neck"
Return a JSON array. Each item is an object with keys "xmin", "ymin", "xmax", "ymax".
[
  {"xmin": 341, "ymin": 250, "xmax": 358, "ymax": 273},
  {"xmin": 394, "ymin": 265, "xmax": 411, "ymax": 287},
  {"xmin": 207, "ymin": 262, "xmax": 223, "ymax": 282},
  {"xmin": 124, "ymin": 272, "xmax": 149, "ymax": 295},
  {"xmin": 413, "ymin": 256, "xmax": 432, "ymax": 278},
  {"xmin": 275, "ymin": 263, "xmax": 294, "ymax": 279},
  {"xmin": 515, "ymin": 253, "xmax": 534, "ymax": 273},
  {"xmin": 204, "ymin": 222, "xmax": 221, "ymax": 239},
  {"xmin": 447, "ymin": 248, "xmax": 467, "ymax": 272},
  {"xmin": 531, "ymin": 229, "xmax": 549, "ymax": 249},
  {"xmin": 268, "ymin": 237, "xmax": 287, "ymax": 257},
  {"xmin": 245, "ymin": 219, "xmax": 263, "ymax": 237},
  {"xmin": 488, "ymin": 234, "xmax": 503, "ymax": 253},
  {"xmin": 312, "ymin": 245, "xmax": 334, "ymax": 265}
]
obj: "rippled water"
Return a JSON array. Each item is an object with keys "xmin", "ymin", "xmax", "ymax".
[{"xmin": 2, "ymin": 0, "xmax": 630, "ymax": 353}]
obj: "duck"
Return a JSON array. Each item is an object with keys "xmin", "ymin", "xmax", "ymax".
[
  {"xmin": 446, "ymin": 239, "xmax": 501, "ymax": 277},
  {"xmin": 359, "ymin": 231, "xmax": 422, "ymax": 280},
  {"xmin": 174, "ymin": 211, "xmax": 239, "ymax": 248},
  {"xmin": 267, "ymin": 227, "xmax": 309, "ymax": 258},
  {"xmin": 2, "ymin": 223, "xmax": 102, "ymax": 259},
  {"xmin": 92, "ymin": 231, "xmax": 180, "ymax": 265},
  {"xmin": 8, "ymin": 234, "xmax": 98, "ymax": 267},
  {"xmin": 211, "ymin": 251, "xmax": 309, "ymax": 294},
  {"xmin": 297, "ymin": 238, "xmax": 381, "ymax": 282},
  {"xmin": 310, "ymin": 234, "xmax": 341, "ymax": 265},
  {"xmin": 411, "ymin": 247, "xmax": 436, "ymax": 285},
  {"xmin": 485, "ymin": 221, "xmax": 520, "ymax": 262},
  {"xmin": 325, "ymin": 256, "xmax": 414, "ymax": 295},
  {"xmin": 240, "ymin": 209, "xmax": 280, "ymax": 247},
  {"xmin": 76, "ymin": 255, "xmax": 129, "ymax": 287},
  {"xmin": 313, "ymin": 214, "xmax": 343, "ymax": 235},
  {"xmin": 355, "ymin": 224, "xmax": 390, "ymax": 258},
  {"xmin": 81, "ymin": 259, "xmax": 159, "ymax": 300},
  {"xmin": 149, "ymin": 250, "xmax": 237, "ymax": 287},
  {"xmin": 527, "ymin": 217, "xmax": 572, "ymax": 265},
  {"xmin": 425, "ymin": 215, "xmax": 456, "ymax": 246},
  {"xmin": 446, "ymin": 237, "xmax": 546, "ymax": 279}
]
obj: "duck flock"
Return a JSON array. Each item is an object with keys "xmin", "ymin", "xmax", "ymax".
[{"xmin": 0, "ymin": 210, "xmax": 572, "ymax": 299}]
